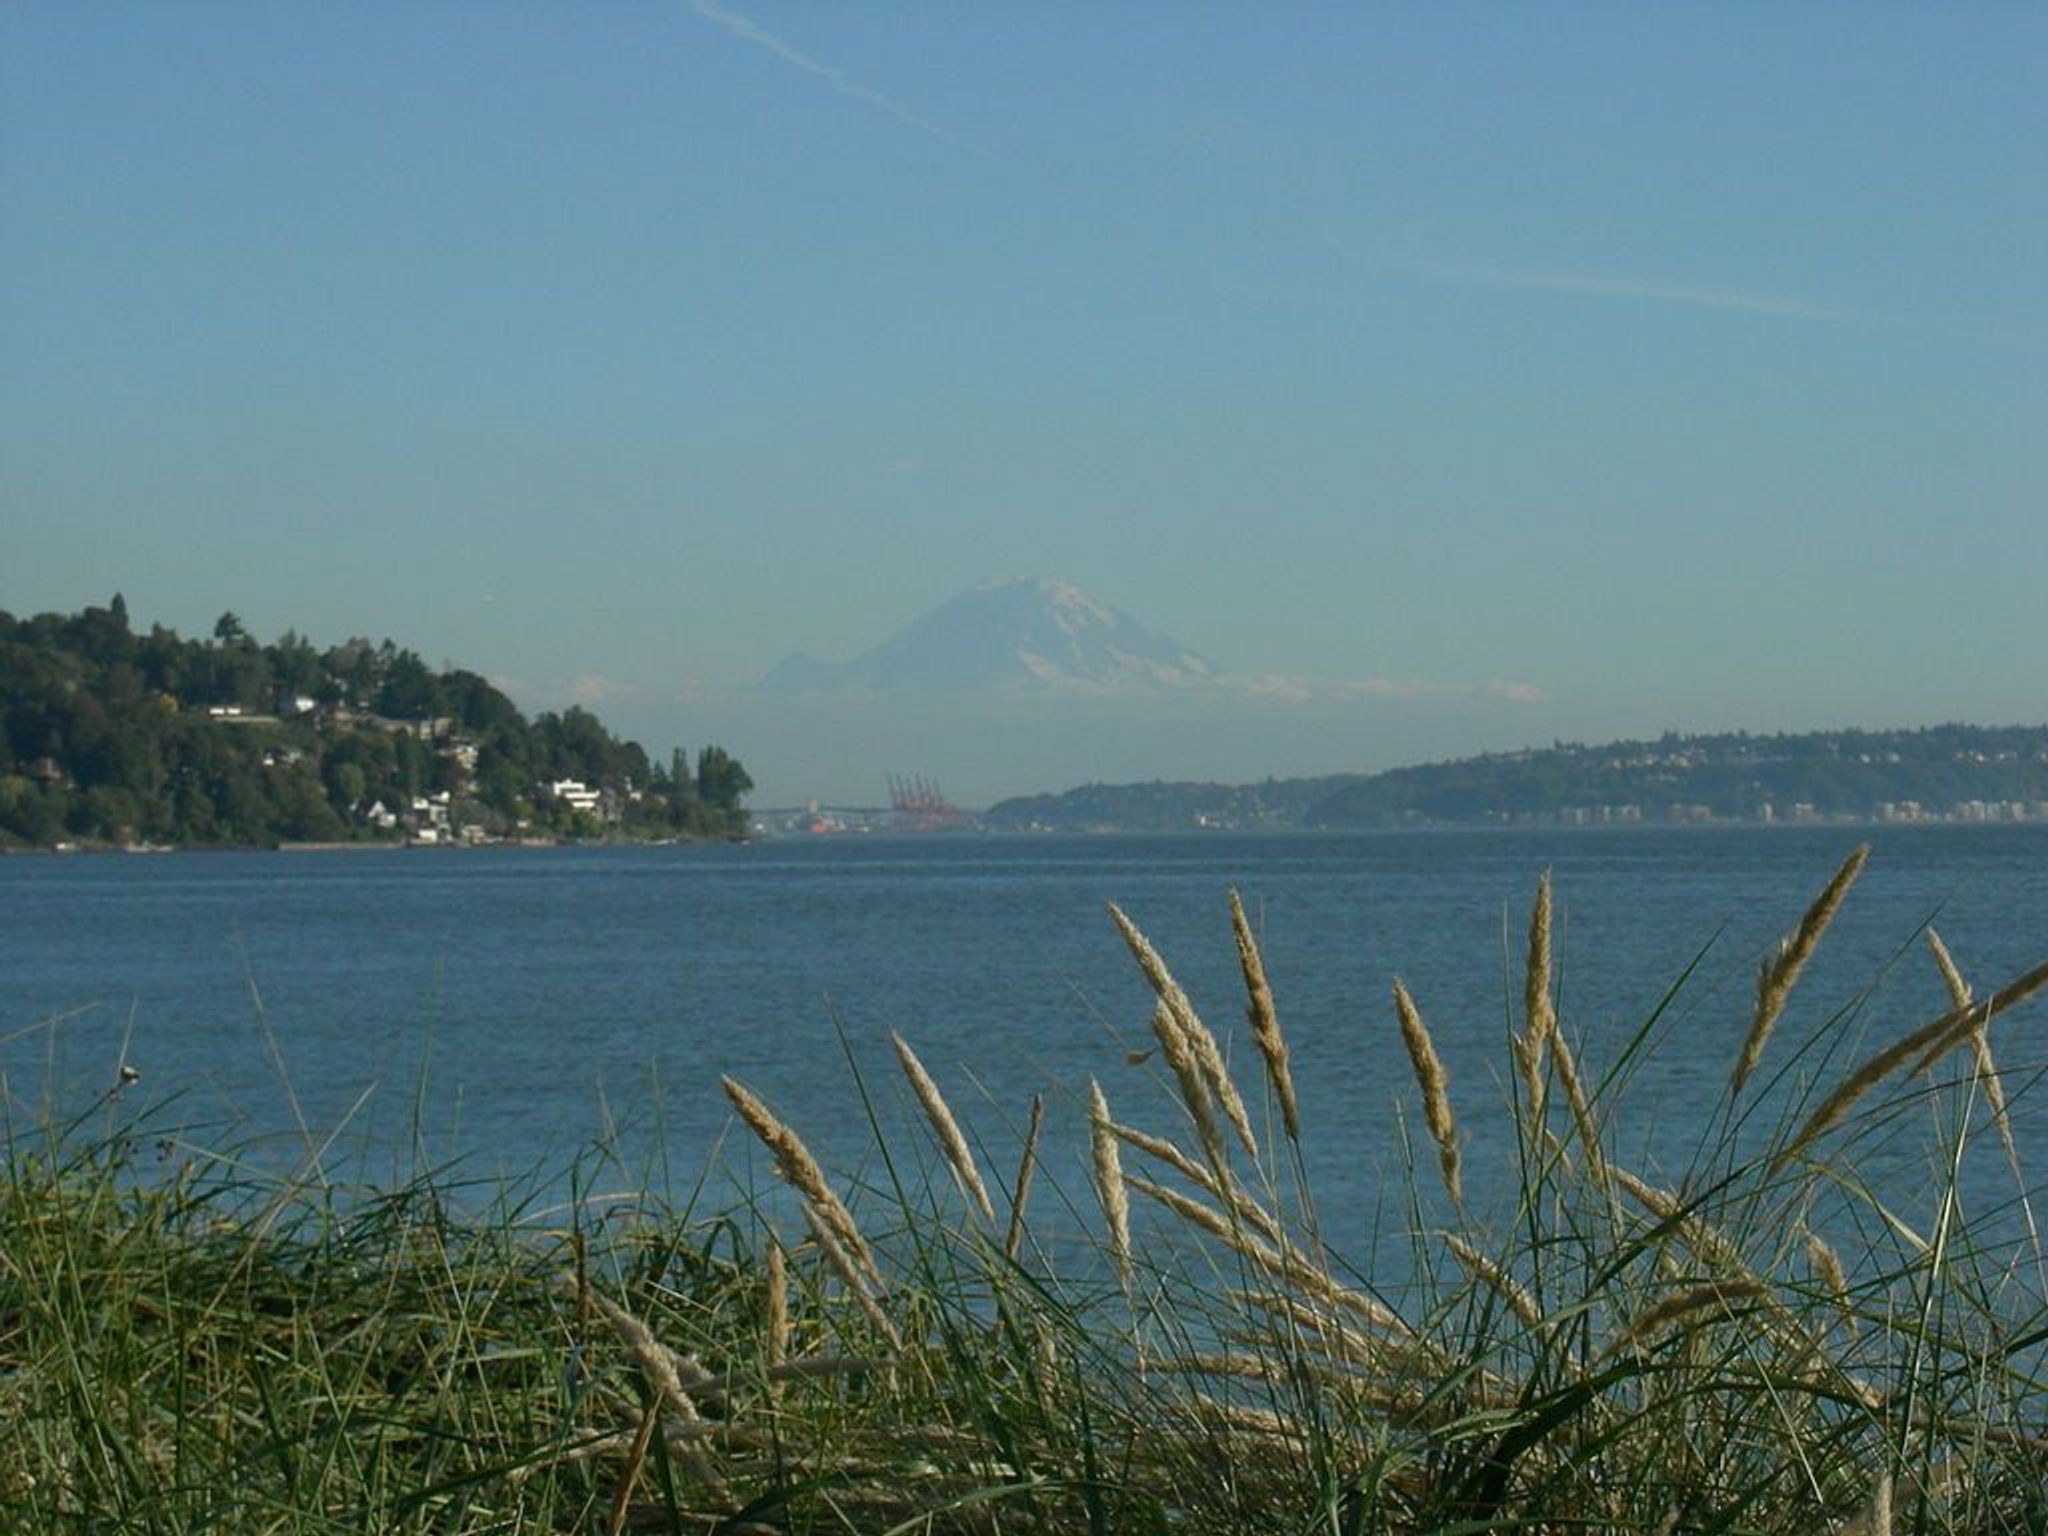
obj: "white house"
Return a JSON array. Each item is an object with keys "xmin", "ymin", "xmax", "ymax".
[{"xmin": 545, "ymin": 778, "xmax": 602, "ymax": 816}]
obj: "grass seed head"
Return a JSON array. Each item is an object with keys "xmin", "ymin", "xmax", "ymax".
[
  {"xmin": 1777, "ymin": 956, "xmax": 2048, "ymax": 1171},
  {"xmin": 1611, "ymin": 1278, "xmax": 1770, "ymax": 1354},
  {"xmin": 1228, "ymin": 888, "xmax": 1298, "ymax": 1142},
  {"xmin": 1733, "ymin": 843, "xmax": 1868, "ymax": 1094},
  {"xmin": 891, "ymin": 1031, "xmax": 996, "ymax": 1223},
  {"xmin": 1444, "ymin": 1232, "xmax": 1543, "ymax": 1331},
  {"xmin": 1521, "ymin": 874, "xmax": 1557, "ymax": 1130},
  {"xmin": 1830, "ymin": 1472, "xmax": 1893, "ymax": 1536},
  {"xmin": 721, "ymin": 1075, "xmax": 881, "ymax": 1286},
  {"xmin": 586, "ymin": 1287, "xmax": 731, "ymax": 1503},
  {"xmin": 1804, "ymin": 1228, "xmax": 1858, "ymax": 1338},
  {"xmin": 1108, "ymin": 1119, "xmax": 1281, "ymax": 1243},
  {"xmin": 1088, "ymin": 1078, "xmax": 1133, "ymax": 1289},
  {"xmin": 1151, "ymin": 1001, "xmax": 1231, "ymax": 1173},
  {"xmin": 1004, "ymin": 1092, "xmax": 1045, "ymax": 1262},
  {"xmin": 1110, "ymin": 902, "xmax": 1260, "ymax": 1161},
  {"xmin": 765, "ymin": 1239, "xmax": 789, "ymax": 1375},
  {"xmin": 1547, "ymin": 1025, "xmax": 1606, "ymax": 1182},
  {"xmin": 1392, "ymin": 979, "xmax": 1461, "ymax": 1209},
  {"xmin": 1926, "ymin": 927, "xmax": 1972, "ymax": 1010},
  {"xmin": 799, "ymin": 1200, "xmax": 901, "ymax": 1350}
]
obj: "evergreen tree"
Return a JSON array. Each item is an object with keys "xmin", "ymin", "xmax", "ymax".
[{"xmin": 0, "ymin": 602, "xmax": 752, "ymax": 847}]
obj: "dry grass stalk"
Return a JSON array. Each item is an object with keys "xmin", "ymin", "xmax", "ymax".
[
  {"xmin": 630, "ymin": 1419, "xmax": 778, "ymax": 1451},
  {"xmin": 766, "ymin": 1355, "xmax": 894, "ymax": 1382},
  {"xmin": 1126, "ymin": 1174, "xmax": 1347, "ymax": 1326},
  {"xmin": 1181, "ymin": 1002, "xmax": 1262, "ymax": 1165},
  {"xmin": 799, "ymin": 1200, "xmax": 902, "ymax": 1350},
  {"xmin": 1924, "ymin": 930, "xmax": 2040, "ymax": 1264},
  {"xmin": 1920, "ymin": 926, "xmax": 2020, "ymax": 1141},
  {"xmin": 1160, "ymin": 1350, "xmax": 1281, "ymax": 1381},
  {"xmin": 1520, "ymin": 872, "xmax": 1557, "ymax": 1125},
  {"xmin": 1228, "ymin": 888, "xmax": 1298, "ymax": 1142},
  {"xmin": 1830, "ymin": 1472, "xmax": 1893, "ymax": 1536},
  {"xmin": 1323, "ymin": 1282, "xmax": 1426, "ymax": 1345},
  {"xmin": 586, "ymin": 1287, "xmax": 732, "ymax": 1504},
  {"xmin": 606, "ymin": 1395, "xmax": 664, "ymax": 1536},
  {"xmin": 1909, "ymin": 956, "xmax": 2048, "ymax": 1078},
  {"xmin": 1732, "ymin": 844, "xmax": 1869, "ymax": 1094},
  {"xmin": 891, "ymin": 1032, "xmax": 996, "ymax": 1223},
  {"xmin": 1004, "ymin": 1093, "xmax": 1044, "ymax": 1262},
  {"xmin": 1546, "ymin": 1026, "xmax": 1606, "ymax": 1182},
  {"xmin": 721, "ymin": 1075, "xmax": 880, "ymax": 1286},
  {"xmin": 1804, "ymin": 1232, "xmax": 1846, "ymax": 1292},
  {"xmin": 1126, "ymin": 1172, "xmax": 1272, "ymax": 1257},
  {"xmin": 1109, "ymin": 902, "xmax": 1260, "ymax": 1160},
  {"xmin": 1088, "ymin": 1078, "xmax": 1133, "ymax": 1290},
  {"xmin": 573, "ymin": 1226, "xmax": 592, "ymax": 1339},
  {"xmin": 1126, "ymin": 1175, "xmax": 1412, "ymax": 1345},
  {"xmin": 1443, "ymin": 1233, "xmax": 1543, "ymax": 1330},
  {"xmin": 1392, "ymin": 980, "xmax": 1461, "ymax": 1209},
  {"xmin": 509, "ymin": 1426, "xmax": 636, "ymax": 1486},
  {"xmin": 1108, "ymin": 1119, "xmax": 1281, "ymax": 1242},
  {"xmin": 1228, "ymin": 1288, "xmax": 1387, "ymax": 1365},
  {"xmin": 1804, "ymin": 1229, "xmax": 1856, "ymax": 1337},
  {"xmin": 1926, "ymin": 927, "xmax": 1971, "ymax": 1012},
  {"xmin": 1775, "ymin": 957, "xmax": 2048, "ymax": 1172},
  {"xmin": 1107, "ymin": 1118, "xmax": 1213, "ymax": 1194},
  {"xmin": 1610, "ymin": 1166, "xmax": 1744, "ymax": 1272},
  {"xmin": 1610, "ymin": 1278, "xmax": 1769, "ymax": 1354},
  {"xmin": 1150, "ymin": 1002, "xmax": 1231, "ymax": 1173},
  {"xmin": 1507, "ymin": 1029, "xmax": 1543, "ymax": 1138},
  {"xmin": 765, "ymin": 1239, "xmax": 789, "ymax": 1378},
  {"xmin": 1186, "ymin": 1396, "xmax": 1308, "ymax": 1441},
  {"xmin": 1032, "ymin": 1318, "xmax": 1059, "ymax": 1411}
]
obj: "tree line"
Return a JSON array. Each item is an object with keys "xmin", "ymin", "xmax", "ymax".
[
  {"xmin": 0, "ymin": 597, "xmax": 751, "ymax": 848},
  {"xmin": 984, "ymin": 726, "xmax": 2048, "ymax": 831},
  {"xmin": 1302, "ymin": 727, "xmax": 2048, "ymax": 825}
]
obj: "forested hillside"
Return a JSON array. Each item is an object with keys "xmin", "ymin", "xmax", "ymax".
[
  {"xmin": 0, "ymin": 597, "xmax": 749, "ymax": 848},
  {"xmin": 981, "ymin": 773, "xmax": 1367, "ymax": 833},
  {"xmin": 1303, "ymin": 728, "xmax": 2048, "ymax": 826},
  {"xmin": 985, "ymin": 727, "xmax": 2048, "ymax": 832}
]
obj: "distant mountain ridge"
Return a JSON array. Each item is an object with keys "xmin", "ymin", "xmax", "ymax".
[
  {"xmin": 982, "ymin": 725, "xmax": 2048, "ymax": 831},
  {"xmin": 756, "ymin": 578, "xmax": 1220, "ymax": 696}
]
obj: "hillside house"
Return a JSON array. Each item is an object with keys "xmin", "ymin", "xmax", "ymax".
[{"xmin": 544, "ymin": 778, "xmax": 602, "ymax": 817}]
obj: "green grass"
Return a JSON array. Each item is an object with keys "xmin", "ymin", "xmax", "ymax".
[{"xmin": 4, "ymin": 854, "xmax": 2046, "ymax": 1533}]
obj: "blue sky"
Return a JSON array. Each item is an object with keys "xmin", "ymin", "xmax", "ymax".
[{"xmin": 4, "ymin": 4, "xmax": 2043, "ymax": 802}]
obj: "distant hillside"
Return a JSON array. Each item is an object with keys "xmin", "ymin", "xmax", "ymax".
[
  {"xmin": 0, "ymin": 598, "xmax": 751, "ymax": 849},
  {"xmin": 983, "ymin": 774, "xmax": 1365, "ymax": 833},
  {"xmin": 983, "ymin": 726, "xmax": 2048, "ymax": 832}
]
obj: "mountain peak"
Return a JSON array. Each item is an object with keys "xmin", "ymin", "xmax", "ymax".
[{"xmin": 757, "ymin": 579, "xmax": 1220, "ymax": 696}]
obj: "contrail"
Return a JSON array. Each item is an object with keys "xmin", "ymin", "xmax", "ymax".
[
  {"xmin": 689, "ymin": 0, "xmax": 952, "ymax": 142},
  {"xmin": 1401, "ymin": 255, "xmax": 1841, "ymax": 323}
]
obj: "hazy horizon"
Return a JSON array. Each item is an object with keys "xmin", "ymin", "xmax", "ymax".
[
  {"xmin": 6, "ymin": 6, "xmax": 2043, "ymax": 804},
  {"xmin": 13, "ymin": 578, "xmax": 2037, "ymax": 809}
]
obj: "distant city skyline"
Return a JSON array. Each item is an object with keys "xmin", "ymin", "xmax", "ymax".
[{"xmin": 5, "ymin": 4, "xmax": 2043, "ymax": 802}]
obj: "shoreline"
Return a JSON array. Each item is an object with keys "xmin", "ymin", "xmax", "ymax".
[
  {"xmin": 6, "ymin": 817, "xmax": 2045, "ymax": 857},
  {"xmin": 0, "ymin": 834, "xmax": 744, "ymax": 857}
]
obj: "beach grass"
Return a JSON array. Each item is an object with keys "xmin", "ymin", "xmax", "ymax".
[{"xmin": 4, "ymin": 854, "xmax": 2046, "ymax": 1532}]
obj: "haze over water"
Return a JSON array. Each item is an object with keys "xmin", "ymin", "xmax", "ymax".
[
  {"xmin": 7, "ymin": 7, "xmax": 2043, "ymax": 804},
  {"xmin": 8, "ymin": 827, "xmax": 2045, "ymax": 1262}
]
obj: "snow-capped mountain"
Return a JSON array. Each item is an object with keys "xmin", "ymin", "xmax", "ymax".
[{"xmin": 755, "ymin": 578, "xmax": 1221, "ymax": 696}]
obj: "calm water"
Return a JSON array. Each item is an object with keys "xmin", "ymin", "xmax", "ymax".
[{"xmin": 6, "ymin": 827, "xmax": 2047, "ymax": 1256}]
